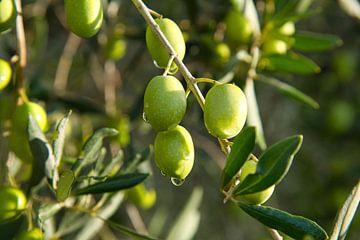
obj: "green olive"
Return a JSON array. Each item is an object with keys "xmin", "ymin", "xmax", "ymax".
[
  {"xmin": 127, "ymin": 183, "xmax": 156, "ymax": 209},
  {"xmin": 15, "ymin": 228, "xmax": 44, "ymax": 240},
  {"xmin": 237, "ymin": 160, "xmax": 275, "ymax": 205},
  {"xmin": 146, "ymin": 18, "xmax": 186, "ymax": 72},
  {"xmin": 204, "ymin": 84, "xmax": 247, "ymax": 139},
  {"xmin": 262, "ymin": 39, "xmax": 288, "ymax": 55},
  {"xmin": 0, "ymin": 59, "xmax": 12, "ymax": 90},
  {"xmin": 144, "ymin": 75, "xmax": 186, "ymax": 131},
  {"xmin": 10, "ymin": 102, "xmax": 48, "ymax": 163},
  {"xmin": 64, "ymin": 0, "xmax": 103, "ymax": 38},
  {"xmin": 104, "ymin": 36, "xmax": 127, "ymax": 61},
  {"xmin": 154, "ymin": 125, "xmax": 194, "ymax": 180},
  {"xmin": 278, "ymin": 21, "xmax": 295, "ymax": 36},
  {"xmin": 12, "ymin": 101, "xmax": 48, "ymax": 132},
  {"xmin": 225, "ymin": 9, "xmax": 253, "ymax": 45},
  {"xmin": 0, "ymin": 0, "xmax": 17, "ymax": 33},
  {"xmin": 0, "ymin": 186, "xmax": 27, "ymax": 222}
]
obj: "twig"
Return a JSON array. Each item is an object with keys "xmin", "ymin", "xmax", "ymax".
[
  {"xmin": 54, "ymin": 33, "xmax": 82, "ymax": 91},
  {"xmin": 15, "ymin": 0, "xmax": 28, "ymax": 102},
  {"xmin": 126, "ymin": 203, "xmax": 149, "ymax": 235},
  {"xmin": 268, "ymin": 228, "xmax": 283, "ymax": 240},
  {"xmin": 130, "ymin": 0, "xmax": 230, "ymax": 155}
]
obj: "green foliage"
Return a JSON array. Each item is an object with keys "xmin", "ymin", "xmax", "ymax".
[{"xmin": 239, "ymin": 203, "xmax": 329, "ymax": 240}]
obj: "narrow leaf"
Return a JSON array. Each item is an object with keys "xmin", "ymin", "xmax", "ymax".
[
  {"xmin": 53, "ymin": 111, "xmax": 72, "ymax": 182},
  {"xmin": 166, "ymin": 187, "xmax": 203, "ymax": 240},
  {"xmin": 260, "ymin": 53, "xmax": 321, "ymax": 75},
  {"xmin": 73, "ymin": 128, "xmax": 118, "ymax": 176},
  {"xmin": 245, "ymin": 80, "xmax": 267, "ymax": 150},
  {"xmin": 120, "ymin": 146, "xmax": 153, "ymax": 174},
  {"xmin": 239, "ymin": 203, "xmax": 328, "ymax": 240},
  {"xmin": 330, "ymin": 181, "xmax": 360, "ymax": 240},
  {"xmin": 106, "ymin": 219, "xmax": 158, "ymax": 240},
  {"xmin": 221, "ymin": 127, "xmax": 256, "ymax": 189},
  {"xmin": 28, "ymin": 115, "xmax": 56, "ymax": 180},
  {"xmin": 293, "ymin": 31, "xmax": 343, "ymax": 52},
  {"xmin": 234, "ymin": 135, "xmax": 303, "ymax": 195},
  {"xmin": 56, "ymin": 169, "xmax": 75, "ymax": 201},
  {"xmin": 38, "ymin": 203, "xmax": 62, "ymax": 223},
  {"xmin": 257, "ymin": 74, "xmax": 319, "ymax": 109},
  {"xmin": 73, "ymin": 173, "xmax": 149, "ymax": 195}
]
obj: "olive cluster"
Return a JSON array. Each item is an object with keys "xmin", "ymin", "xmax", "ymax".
[
  {"xmin": 143, "ymin": 18, "xmax": 248, "ymax": 185},
  {"xmin": 225, "ymin": 8, "xmax": 295, "ymax": 55}
]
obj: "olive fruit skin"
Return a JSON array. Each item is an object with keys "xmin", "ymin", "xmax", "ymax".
[
  {"xmin": 262, "ymin": 39, "xmax": 288, "ymax": 55},
  {"xmin": 0, "ymin": 186, "xmax": 27, "ymax": 222},
  {"xmin": 0, "ymin": 59, "xmax": 12, "ymax": 90},
  {"xmin": 154, "ymin": 125, "xmax": 194, "ymax": 180},
  {"xmin": 204, "ymin": 84, "xmax": 247, "ymax": 139},
  {"xmin": 146, "ymin": 18, "xmax": 186, "ymax": 72},
  {"xmin": 278, "ymin": 21, "xmax": 295, "ymax": 36},
  {"xmin": 64, "ymin": 0, "xmax": 103, "ymax": 38},
  {"xmin": 12, "ymin": 102, "xmax": 48, "ymax": 132},
  {"xmin": 144, "ymin": 75, "xmax": 186, "ymax": 131},
  {"xmin": 127, "ymin": 183, "xmax": 156, "ymax": 209},
  {"xmin": 0, "ymin": 0, "xmax": 17, "ymax": 33},
  {"xmin": 238, "ymin": 160, "xmax": 275, "ymax": 205},
  {"xmin": 10, "ymin": 102, "xmax": 48, "ymax": 163},
  {"xmin": 225, "ymin": 9, "xmax": 252, "ymax": 45},
  {"xmin": 15, "ymin": 228, "xmax": 44, "ymax": 240}
]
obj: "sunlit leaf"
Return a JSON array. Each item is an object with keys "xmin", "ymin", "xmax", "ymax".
[
  {"xmin": 239, "ymin": 203, "xmax": 328, "ymax": 240},
  {"xmin": 257, "ymin": 74, "xmax": 319, "ymax": 109},
  {"xmin": 56, "ymin": 169, "xmax": 75, "ymax": 201},
  {"xmin": 28, "ymin": 115, "xmax": 56, "ymax": 180},
  {"xmin": 234, "ymin": 135, "xmax": 303, "ymax": 195},
  {"xmin": 221, "ymin": 127, "xmax": 256, "ymax": 189}
]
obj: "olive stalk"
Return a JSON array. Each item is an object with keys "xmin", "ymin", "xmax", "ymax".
[{"xmin": 130, "ymin": 0, "xmax": 231, "ymax": 154}]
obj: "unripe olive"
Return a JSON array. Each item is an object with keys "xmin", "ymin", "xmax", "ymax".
[
  {"xmin": 127, "ymin": 183, "xmax": 156, "ymax": 209},
  {"xmin": 154, "ymin": 125, "xmax": 194, "ymax": 180},
  {"xmin": 0, "ymin": 0, "xmax": 17, "ymax": 33},
  {"xmin": 12, "ymin": 101, "xmax": 48, "ymax": 132},
  {"xmin": 64, "ymin": 0, "xmax": 103, "ymax": 38},
  {"xmin": 238, "ymin": 160, "xmax": 275, "ymax": 205},
  {"xmin": 0, "ymin": 186, "xmax": 27, "ymax": 222},
  {"xmin": 15, "ymin": 228, "xmax": 44, "ymax": 240},
  {"xmin": 204, "ymin": 84, "xmax": 247, "ymax": 139},
  {"xmin": 9, "ymin": 131, "xmax": 33, "ymax": 163},
  {"xmin": 262, "ymin": 39, "xmax": 288, "ymax": 55},
  {"xmin": 225, "ymin": 9, "xmax": 253, "ymax": 45},
  {"xmin": 146, "ymin": 18, "xmax": 186, "ymax": 72},
  {"xmin": 278, "ymin": 21, "xmax": 295, "ymax": 36},
  {"xmin": 143, "ymin": 75, "xmax": 186, "ymax": 131},
  {"xmin": 0, "ymin": 59, "xmax": 12, "ymax": 90},
  {"xmin": 104, "ymin": 36, "xmax": 127, "ymax": 61}
]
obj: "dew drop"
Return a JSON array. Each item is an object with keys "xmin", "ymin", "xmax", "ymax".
[
  {"xmin": 160, "ymin": 170, "xmax": 166, "ymax": 176},
  {"xmin": 142, "ymin": 112, "xmax": 148, "ymax": 123},
  {"xmin": 171, "ymin": 177, "xmax": 184, "ymax": 186}
]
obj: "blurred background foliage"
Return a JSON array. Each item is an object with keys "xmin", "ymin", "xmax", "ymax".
[{"xmin": 0, "ymin": 0, "xmax": 359, "ymax": 239}]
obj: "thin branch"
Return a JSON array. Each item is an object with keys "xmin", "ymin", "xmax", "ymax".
[
  {"xmin": 130, "ymin": 0, "xmax": 230, "ymax": 154},
  {"xmin": 268, "ymin": 228, "xmax": 283, "ymax": 240},
  {"xmin": 15, "ymin": 0, "xmax": 28, "ymax": 102},
  {"xmin": 54, "ymin": 33, "xmax": 82, "ymax": 91}
]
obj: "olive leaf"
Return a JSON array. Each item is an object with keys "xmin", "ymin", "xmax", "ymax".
[
  {"xmin": 260, "ymin": 53, "xmax": 320, "ymax": 75},
  {"xmin": 239, "ymin": 203, "xmax": 329, "ymax": 240},
  {"xmin": 72, "ymin": 128, "xmax": 118, "ymax": 176},
  {"xmin": 257, "ymin": 74, "xmax": 319, "ymax": 109},
  {"xmin": 73, "ymin": 173, "xmax": 149, "ymax": 195},
  {"xmin": 293, "ymin": 31, "xmax": 343, "ymax": 52},
  {"xmin": 234, "ymin": 135, "xmax": 303, "ymax": 195},
  {"xmin": 221, "ymin": 127, "xmax": 256, "ymax": 189},
  {"xmin": 120, "ymin": 146, "xmax": 153, "ymax": 174},
  {"xmin": 56, "ymin": 169, "xmax": 75, "ymax": 201},
  {"xmin": 28, "ymin": 115, "xmax": 56, "ymax": 180}
]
